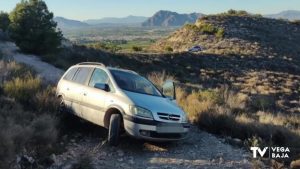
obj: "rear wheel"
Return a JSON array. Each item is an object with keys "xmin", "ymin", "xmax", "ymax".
[
  {"xmin": 108, "ymin": 114, "xmax": 121, "ymax": 146},
  {"xmin": 58, "ymin": 96, "xmax": 65, "ymax": 113}
]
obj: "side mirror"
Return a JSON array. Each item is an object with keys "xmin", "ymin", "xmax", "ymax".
[
  {"xmin": 94, "ymin": 83, "xmax": 109, "ymax": 92},
  {"xmin": 162, "ymin": 80, "xmax": 176, "ymax": 100}
]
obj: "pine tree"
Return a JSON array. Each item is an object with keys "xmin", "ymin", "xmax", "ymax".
[{"xmin": 9, "ymin": 0, "xmax": 62, "ymax": 54}]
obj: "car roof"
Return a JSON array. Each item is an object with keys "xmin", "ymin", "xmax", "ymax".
[{"xmin": 72, "ymin": 62, "xmax": 138, "ymax": 75}]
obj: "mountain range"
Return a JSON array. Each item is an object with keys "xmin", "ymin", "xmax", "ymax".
[
  {"xmin": 265, "ymin": 10, "xmax": 300, "ymax": 20},
  {"xmin": 142, "ymin": 10, "xmax": 204, "ymax": 27},
  {"xmin": 54, "ymin": 17, "xmax": 89, "ymax": 29},
  {"xmin": 84, "ymin": 15, "xmax": 148, "ymax": 25},
  {"xmin": 54, "ymin": 10, "xmax": 300, "ymax": 30}
]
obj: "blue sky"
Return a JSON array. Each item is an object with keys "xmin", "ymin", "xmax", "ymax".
[{"xmin": 1, "ymin": 0, "xmax": 300, "ymax": 20}]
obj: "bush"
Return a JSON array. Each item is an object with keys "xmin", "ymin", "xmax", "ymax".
[
  {"xmin": 34, "ymin": 86, "xmax": 60, "ymax": 113},
  {"xmin": 0, "ymin": 60, "xmax": 59, "ymax": 168},
  {"xmin": 188, "ymin": 22, "xmax": 225, "ymax": 37},
  {"xmin": 165, "ymin": 46, "xmax": 173, "ymax": 52},
  {"xmin": 4, "ymin": 75, "xmax": 41, "ymax": 107},
  {"xmin": 9, "ymin": 0, "xmax": 62, "ymax": 54},
  {"xmin": 215, "ymin": 28, "xmax": 225, "ymax": 38},
  {"xmin": 249, "ymin": 95, "xmax": 276, "ymax": 111},
  {"xmin": 132, "ymin": 46, "xmax": 143, "ymax": 52},
  {"xmin": 226, "ymin": 9, "xmax": 249, "ymax": 16},
  {"xmin": 200, "ymin": 23, "xmax": 217, "ymax": 34},
  {"xmin": 87, "ymin": 42, "xmax": 121, "ymax": 53},
  {"xmin": 291, "ymin": 20, "xmax": 300, "ymax": 25}
]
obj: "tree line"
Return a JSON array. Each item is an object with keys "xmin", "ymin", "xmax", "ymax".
[{"xmin": 0, "ymin": 0, "xmax": 62, "ymax": 55}]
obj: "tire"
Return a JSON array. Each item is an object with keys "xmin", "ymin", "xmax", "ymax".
[
  {"xmin": 108, "ymin": 114, "xmax": 121, "ymax": 146},
  {"xmin": 58, "ymin": 96, "xmax": 65, "ymax": 113}
]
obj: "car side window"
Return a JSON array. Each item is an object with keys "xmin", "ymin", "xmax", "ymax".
[
  {"xmin": 89, "ymin": 68, "xmax": 114, "ymax": 92},
  {"xmin": 63, "ymin": 67, "xmax": 78, "ymax": 81},
  {"xmin": 73, "ymin": 67, "xmax": 92, "ymax": 84}
]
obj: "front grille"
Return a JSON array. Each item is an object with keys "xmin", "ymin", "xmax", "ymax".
[{"xmin": 157, "ymin": 112, "xmax": 180, "ymax": 121}]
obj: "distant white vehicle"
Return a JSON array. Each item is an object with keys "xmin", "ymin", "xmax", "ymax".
[{"xmin": 188, "ymin": 45, "xmax": 202, "ymax": 52}]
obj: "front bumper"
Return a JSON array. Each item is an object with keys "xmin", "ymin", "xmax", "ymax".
[{"xmin": 123, "ymin": 115, "xmax": 190, "ymax": 141}]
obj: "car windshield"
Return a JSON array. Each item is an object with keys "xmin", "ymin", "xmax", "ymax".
[{"xmin": 110, "ymin": 69, "xmax": 162, "ymax": 97}]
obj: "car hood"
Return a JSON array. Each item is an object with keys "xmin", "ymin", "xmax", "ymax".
[{"xmin": 123, "ymin": 90, "xmax": 183, "ymax": 115}]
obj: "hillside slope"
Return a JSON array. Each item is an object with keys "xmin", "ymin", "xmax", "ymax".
[
  {"xmin": 151, "ymin": 12, "xmax": 300, "ymax": 114},
  {"xmin": 152, "ymin": 13, "xmax": 300, "ymax": 61}
]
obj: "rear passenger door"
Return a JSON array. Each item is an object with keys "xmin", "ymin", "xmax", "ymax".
[
  {"xmin": 61, "ymin": 67, "xmax": 78, "ymax": 108},
  {"xmin": 71, "ymin": 67, "xmax": 93, "ymax": 117}
]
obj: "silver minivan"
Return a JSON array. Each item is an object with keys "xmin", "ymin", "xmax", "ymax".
[{"xmin": 56, "ymin": 62, "xmax": 189, "ymax": 145}]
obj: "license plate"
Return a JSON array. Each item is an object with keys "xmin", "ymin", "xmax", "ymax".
[{"xmin": 156, "ymin": 124, "xmax": 184, "ymax": 133}]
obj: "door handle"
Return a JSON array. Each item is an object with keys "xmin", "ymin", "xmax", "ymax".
[{"xmin": 83, "ymin": 93, "xmax": 87, "ymax": 96}]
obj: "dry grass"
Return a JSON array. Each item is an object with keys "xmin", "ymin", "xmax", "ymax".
[
  {"xmin": 147, "ymin": 71, "xmax": 176, "ymax": 88},
  {"xmin": 147, "ymin": 72, "xmax": 300, "ymax": 164},
  {"xmin": 0, "ymin": 60, "xmax": 60, "ymax": 168}
]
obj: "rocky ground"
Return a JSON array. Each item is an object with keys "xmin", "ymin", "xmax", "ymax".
[
  {"xmin": 0, "ymin": 41, "xmax": 254, "ymax": 169},
  {"xmin": 49, "ymin": 119, "xmax": 252, "ymax": 169}
]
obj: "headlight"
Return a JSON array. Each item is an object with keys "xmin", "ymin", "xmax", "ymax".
[
  {"xmin": 129, "ymin": 105, "xmax": 153, "ymax": 119},
  {"xmin": 182, "ymin": 113, "xmax": 188, "ymax": 123}
]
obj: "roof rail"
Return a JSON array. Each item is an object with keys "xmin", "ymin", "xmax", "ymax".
[{"xmin": 76, "ymin": 62, "xmax": 105, "ymax": 67}]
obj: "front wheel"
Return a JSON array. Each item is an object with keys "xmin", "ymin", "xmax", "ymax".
[{"xmin": 108, "ymin": 114, "xmax": 121, "ymax": 146}]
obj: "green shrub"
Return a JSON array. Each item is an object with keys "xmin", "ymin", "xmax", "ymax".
[
  {"xmin": 165, "ymin": 46, "xmax": 173, "ymax": 52},
  {"xmin": 250, "ymin": 95, "xmax": 276, "ymax": 111},
  {"xmin": 34, "ymin": 86, "xmax": 60, "ymax": 113},
  {"xmin": 0, "ymin": 61, "xmax": 59, "ymax": 168},
  {"xmin": 132, "ymin": 46, "xmax": 143, "ymax": 52},
  {"xmin": 199, "ymin": 23, "xmax": 217, "ymax": 34},
  {"xmin": 4, "ymin": 74, "xmax": 41, "ymax": 107},
  {"xmin": 226, "ymin": 9, "xmax": 249, "ymax": 16},
  {"xmin": 227, "ymin": 9, "xmax": 238, "ymax": 15},
  {"xmin": 87, "ymin": 42, "xmax": 121, "ymax": 53},
  {"xmin": 215, "ymin": 28, "xmax": 225, "ymax": 38}
]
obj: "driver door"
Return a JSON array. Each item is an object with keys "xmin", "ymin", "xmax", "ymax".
[{"xmin": 80, "ymin": 68, "xmax": 112, "ymax": 126}]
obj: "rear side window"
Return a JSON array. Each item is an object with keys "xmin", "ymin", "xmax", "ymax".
[
  {"xmin": 73, "ymin": 67, "xmax": 92, "ymax": 84},
  {"xmin": 63, "ymin": 67, "xmax": 78, "ymax": 81}
]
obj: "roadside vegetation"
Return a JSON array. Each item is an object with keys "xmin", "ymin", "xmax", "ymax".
[
  {"xmin": 148, "ymin": 72, "xmax": 300, "ymax": 167},
  {"xmin": 0, "ymin": 60, "xmax": 61, "ymax": 168}
]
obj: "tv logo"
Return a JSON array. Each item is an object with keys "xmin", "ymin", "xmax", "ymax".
[
  {"xmin": 250, "ymin": 147, "xmax": 290, "ymax": 159},
  {"xmin": 250, "ymin": 147, "xmax": 268, "ymax": 158}
]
